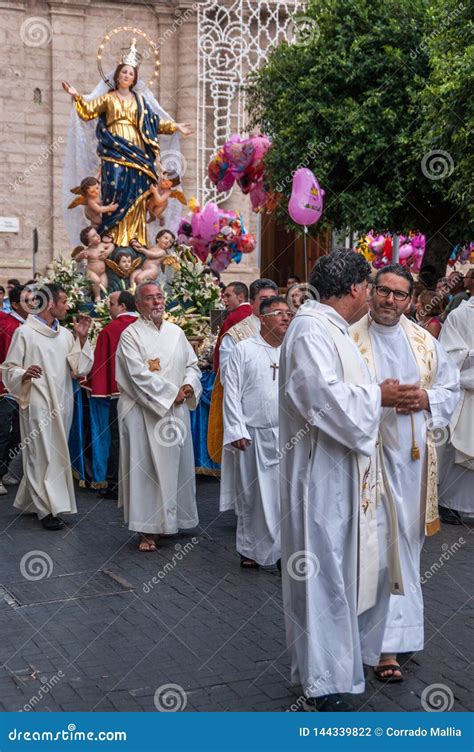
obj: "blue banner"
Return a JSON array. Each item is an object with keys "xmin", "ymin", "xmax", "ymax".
[{"xmin": 0, "ymin": 712, "xmax": 472, "ymax": 751}]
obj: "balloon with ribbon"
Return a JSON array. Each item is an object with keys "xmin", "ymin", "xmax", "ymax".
[{"xmin": 288, "ymin": 168, "xmax": 325, "ymax": 281}]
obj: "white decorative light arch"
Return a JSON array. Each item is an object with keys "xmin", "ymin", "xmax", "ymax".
[{"xmin": 197, "ymin": 0, "xmax": 305, "ymax": 204}]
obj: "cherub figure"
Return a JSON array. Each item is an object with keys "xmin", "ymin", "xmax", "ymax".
[
  {"xmin": 75, "ymin": 226, "xmax": 114, "ymax": 301},
  {"xmin": 130, "ymin": 229, "xmax": 176, "ymax": 285},
  {"xmin": 68, "ymin": 177, "xmax": 118, "ymax": 227},
  {"xmin": 146, "ymin": 175, "xmax": 186, "ymax": 222}
]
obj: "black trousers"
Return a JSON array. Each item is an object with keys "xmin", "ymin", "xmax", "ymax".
[
  {"xmin": 106, "ymin": 398, "xmax": 120, "ymax": 491},
  {"xmin": 0, "ymin": 398, "xmax": 20, "ymax": 477}
]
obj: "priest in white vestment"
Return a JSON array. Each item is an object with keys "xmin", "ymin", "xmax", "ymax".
[
  {"xmin": 220, "ymin": 296, "xmax": 291, "ymax": 568},
  {"xmin": 351, "ymin": 265, "xmax": 459, "ymax": 682},
  {"xmin": 219, "ymin": 279, "xmax": 278, "ymax": 383},
  {"xmin": 438, "ymin": 274, "xmax": 474, "ymax": 521},
  {"xmin": 115, "ymin": 282, "xmax": 202, "ymax": 552},
  {"xmin": 279, "ymin": 251, "xmax": 421, "ymax": 712},
  {"xmin": 2, "ymin": 284, "xmax": 93, "ymax": 530}
]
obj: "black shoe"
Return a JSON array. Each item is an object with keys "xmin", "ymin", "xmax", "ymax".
[
  {"xmin": 276, "ymin": 558, "xmax": 281, "ymax": 572},
  {"xmin": 303, "ymin": 694, "xmax": 352, "ymax": 712},
  {"xmin": 97, "ymin": 488, "xmax": 118, "ymax": 500},
  {"xmin": 41, "ymin": 514, "xmax": 65, "ymax": 530},
  {"xmin": 439, "ymin": 506, "xmax": 462, "ymax": 525}
]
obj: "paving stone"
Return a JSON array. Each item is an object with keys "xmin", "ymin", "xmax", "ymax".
[{"xmin": 0, "ymin": 479, "xmax": 472, "ymax": 711}]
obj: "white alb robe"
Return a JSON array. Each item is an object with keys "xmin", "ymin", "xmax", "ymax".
[
  {"xmin": 115, "ymin": 317, "xmax": 202, "ymax": 534},
  {"xmin": 220, "ymin": 334, "xmax": 281, "ymax": 566},
  {"xmin": 358, "ymin": 318, "xmax": 459, "ymax": 654},
  {"xmin": 438, "ymin": 298, "xmax": 474, "ymax": 515},
  {"xmin": 1, "ymin": 315, "xmax": 93, "ymax": 519},
  {"xmin": 279, "ymin": 302, "xmax": 389, "ymax": 698},
  {"xmin": 219, "ymin": 314, "xmax": 260, "ymax": 384}
]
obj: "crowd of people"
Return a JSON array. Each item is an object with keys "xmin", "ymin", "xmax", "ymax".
[{"xmin": 0, "ymin": 250, "xmax": 472, "ymax": 711}]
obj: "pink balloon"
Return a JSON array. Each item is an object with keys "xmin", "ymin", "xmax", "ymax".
[
  {"xmin": 224, "ymin": 139, "xmax": 255, "ymax": 176},
  {"xmin": 217, "ymin": 172, "xmax": 235, "ymax": 192},
  {"xmin": 288, "ymin": 168, "xmax": 324, "ymax": 226},
  {"xmin": 249, "ymin": 179, "xmax": 268, "ymax": 211},
  {"xmin": 191, "ymin": 237, "xmax": 209, "ymax": 263},
  {"xmin": 210, "ymin": 246, "xmax": 232, "ymax": 272},
  {"xmin": 200, "ymin": 202, "xmax": 221, "ymax": 242},
  {"xmin": 191, "ymin": 211, "xmax": 202, "ymax": 239},
  {"xmin": 250, "ymin": 135, "xmax": 271, "ymax": 162},
  {"xmin": 369, "ymin": 235, "xmax": 385, "ymax": 254},
  {"xmin": 399, "ymin": 242, "xmax": 414, "ymax": 260}
]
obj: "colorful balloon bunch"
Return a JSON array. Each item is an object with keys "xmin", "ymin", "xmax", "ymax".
[
  {"xmin": 356, "ymin": 232, "xmax": 426, "ymax": 273},
  {"xmin": 448, "ymin": 242, "xmax": 474, "ymax": 267},
  {"xmin": 178, "ymin": 200, "xmax": 256, "ymax": 272},
  {"xmin": 208, "ymin": 134, "xmax": 275, "ymax": 213}
]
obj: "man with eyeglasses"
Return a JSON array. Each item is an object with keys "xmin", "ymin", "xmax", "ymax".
[
  {"xmin": 351, "ymin": 264, "xmax": 459, "ymax": 684},
  {"xmin": 220, "ymin": 296, "xmax": 291, "ymax": 569},
  {"xmin": 279, "ymin": 251, "xmax": 418, "ymax": 712},
  {"xmin": 115, "ymin": 282, "xmax": 202, "ymax": 552}
]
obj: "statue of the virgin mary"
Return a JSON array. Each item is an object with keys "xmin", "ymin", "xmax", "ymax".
[{"xmin": 62, "ymin": 38, "xmax": 192, "ymax": 248}]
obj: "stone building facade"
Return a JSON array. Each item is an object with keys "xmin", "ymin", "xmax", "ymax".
[{"xmin": 0, "ymin": 1, "xmax": 245, "ymax": 284}]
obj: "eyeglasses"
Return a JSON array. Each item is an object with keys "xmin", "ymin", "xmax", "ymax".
[
  {"xmin": 262, "ymin": 310, "xmax": 293, "ymax": 318},
  {"xmin": 374, "ymin": 285, "xmax": 410, "ymax": 302}
]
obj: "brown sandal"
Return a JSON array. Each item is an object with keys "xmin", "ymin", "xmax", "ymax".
[
  {"xmin": 138, "ymin": 535, "xmax": 157, "ymax": 552},
  {"xmin": 374, "ymin": 663, "xmax": 404, "ymax": 683}
]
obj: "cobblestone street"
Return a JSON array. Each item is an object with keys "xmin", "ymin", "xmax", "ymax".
[{"xmin": 0, "ymin": 478, "xmax": 472, "ymax": 713}]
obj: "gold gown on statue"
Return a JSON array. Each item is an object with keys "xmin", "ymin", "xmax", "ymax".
[{"xmin": 75, "ymin": 92, "xmax": 177, "ymax": 247}]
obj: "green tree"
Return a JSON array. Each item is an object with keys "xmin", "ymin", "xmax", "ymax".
[{"xmin": 246, "ymin": 0, "xmax": 472, "ymax": 271}]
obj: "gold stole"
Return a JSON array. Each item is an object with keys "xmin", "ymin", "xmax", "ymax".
[
  {"xmin": 304, "ymin": 312, "xmax": 403, "ymax": 615},
  {"xmin": 351, "ymin": 315, "xmax": 440, "ymax": 536}
]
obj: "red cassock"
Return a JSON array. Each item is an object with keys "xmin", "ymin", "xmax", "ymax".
[
  {"xmin": 213, "ymin": 303, "xmax": 253, "ymax": 372},
  {"xmin": 0, "ymin": 312, "xmax": 22, "ymax": 397},
  {"xmin": 83, "ymin": 314, "xmax": 137, "ymax": 397}
]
